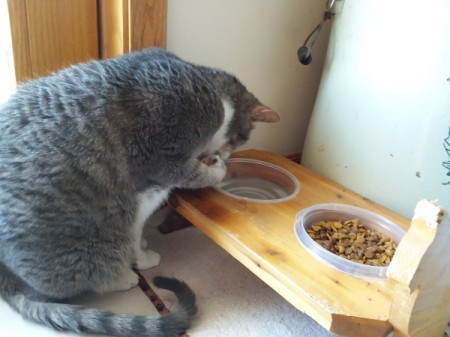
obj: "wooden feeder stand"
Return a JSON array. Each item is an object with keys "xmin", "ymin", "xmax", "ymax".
[{"xmin": 171, "ymin": 149, "xmax": 450, "ymax": 337}]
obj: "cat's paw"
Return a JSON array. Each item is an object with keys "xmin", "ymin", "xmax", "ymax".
[
  {"xmin": 136, "ymin": 249, "xmax": 161, "ymax": 270},
  {"xmin": 101, "ymin": 269, "xmax": 139, "ymax": 292},
  {"xmin": 201, "ymin": 154, "xmax": 220, "ymax": 166},
  {"xmin": 203, "ymin": 155, "xmax": 226, "ymax": 183}
]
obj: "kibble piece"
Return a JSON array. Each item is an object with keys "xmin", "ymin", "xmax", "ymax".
[
  {"xmin": 356, "ymin": 233, "xmax": 365, "ymax": 243},
  {"xmin": 337, "ymin": 245, "xmax": 345, "ymax": 254},
  {"xmin": 385, "ymin": 248, "xmax": 393, "ymax": 257},
  {"xmin": 333, "ymin": 221, "xmax": 343, "ymax": 229}
]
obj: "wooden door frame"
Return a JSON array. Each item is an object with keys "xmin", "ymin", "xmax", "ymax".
[
  {"xmin": 7, "ymin": 0, "xmax": 167, "ymax": 82},
  {"xmin": 99, "ymin": 0, "xmax": 168, "ymax": 59}
]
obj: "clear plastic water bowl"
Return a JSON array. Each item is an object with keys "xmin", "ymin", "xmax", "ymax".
[
  {"xmin": 215, "ymin": 158, "xmax": 300, "ymax": 203},
  {"xmin": 294, "ymin": 203, "xmax": 405, "ymax": 279}
]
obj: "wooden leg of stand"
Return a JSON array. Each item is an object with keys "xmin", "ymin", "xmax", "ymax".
[
  {"xmin": 158, "ymin": 209, "xmax": 192, "ymax": 234},
  {"xmin": 387, "ymin": 200, "xmax": 450, "ymax": 337},
  {"xmin": 330, "ymin": 315, "xmax": 392, "ymax": 337}
]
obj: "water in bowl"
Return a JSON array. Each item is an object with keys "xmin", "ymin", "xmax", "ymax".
[{"xmin": 216, "ymin": 177, "xmax": 288, "ymax": 200}]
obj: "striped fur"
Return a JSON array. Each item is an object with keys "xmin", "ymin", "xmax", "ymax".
[{"xmin": 0, "ymin": 48, "xmax": 277, "ymax": 336}]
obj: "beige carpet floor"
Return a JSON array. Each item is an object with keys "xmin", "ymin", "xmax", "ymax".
[
  {"xmin": 141, "ymin": 223, "xmax": 338, "ymax": 337},
  {"xmin": 2, "ymin": 211, "xmax": 448, "ymax": 337}
]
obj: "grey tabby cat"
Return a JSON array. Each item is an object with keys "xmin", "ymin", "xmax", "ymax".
[{"xmin": 0, "ymin": 48, "xmax": 279, "ymax": 337}]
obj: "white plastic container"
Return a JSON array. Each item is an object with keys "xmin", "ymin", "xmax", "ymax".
[
  {"xmin": 294, "ymin": 203, "xmax": 405, "ymax": 279},
  {"xmin": 302, "ymin": 0, "xmax": 450, "ymax": 218},
  {"xmin": 215, "ymin": 158, "xmax": 300, "ymax": 203}
]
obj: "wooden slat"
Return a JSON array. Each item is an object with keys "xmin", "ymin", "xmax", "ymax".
[
  {"xmin": 25, "ymin": 0, "xmax": 98, "ymax": 78},
  {"xmin": 129, "ymin": 0, "xmax": 167, "ymax": 50},
  {"xmin": 98, "ymin": 0, "xmax": 166, "ymax": 57},
  {"xmin": 8, "ymin": 0, "xmax": 99, "ymax": 82},
  {"xmin": 122, "ymin": 0, "xmax": 130, "ymax": 52},
  {"xmin": 9, "ymin": 0, "xmax": 167, "ymax": 82},
  {"xmin": 388, "ymin": 200, "xmax": 450, "ymax": 337},
  {"xmin": 98, "ymin": 0, "xmax": 127, "ymax": 59},
  {"xmin": 330, "ymin": 315, "xmax": 392, "ymax": 337}
]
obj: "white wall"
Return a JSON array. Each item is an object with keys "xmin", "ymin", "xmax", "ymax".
[
  {"xmin": 302, "ymin": 0, "xmax": 450, "ymax": 217},
  {"xmin": 0, "ymin": 0, "xmax": 16, "ymax": 104},
  {"xmin": 166, "ymin": 0, "xmax": 330, "ymax": 155}
]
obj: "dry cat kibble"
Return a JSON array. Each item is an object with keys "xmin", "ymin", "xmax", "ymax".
[{"xmin": 306, "ymin": 218, "xmax": 397, "ymax": 266}]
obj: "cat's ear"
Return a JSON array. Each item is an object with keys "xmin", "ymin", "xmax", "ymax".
[{"xmin": 250, "ymin": 105, "xmax": 280, "ymax": 123}]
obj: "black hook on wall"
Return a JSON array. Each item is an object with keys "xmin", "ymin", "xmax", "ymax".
[{"xmin": 298, "ymin": 0, "xmax": 336, "ymax": 65}]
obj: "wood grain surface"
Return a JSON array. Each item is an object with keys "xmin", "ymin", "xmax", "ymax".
[
  {"xmin": 173, "ymin": 149, "xmax": 411, "ymax": 335},
  {"xmin": 8, "ymin": 0, "xmax": 98, "ymax": 82}
]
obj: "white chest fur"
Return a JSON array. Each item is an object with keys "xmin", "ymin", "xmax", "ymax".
[
  {"xmin": 204, "ymin": 98, "xmax": 234, "ymax": 156},
  {"xmin": 132, "ymin": 188, "xmax": 169, "ymax": 240}
]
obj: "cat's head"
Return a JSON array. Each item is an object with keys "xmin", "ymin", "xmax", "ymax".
[{"xmin": 200, "ymin": 68, "xmax": 280, "ymax": 159}]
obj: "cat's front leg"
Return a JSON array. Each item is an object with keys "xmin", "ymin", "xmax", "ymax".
[
  {"xmin": 135, "ymin": 248, "xmax": 161, "ymax": 270},
  {"xmin": 130, "ymin": 188, "xmax": 167, "ymax": 270}
]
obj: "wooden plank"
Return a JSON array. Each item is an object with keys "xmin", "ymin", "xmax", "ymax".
[
  {"xmin": 7, "ymin": 0, "xmax": 32, "ymax": 83},
  {"xmin": 9, "ymin": 0, "xmax": 166, "ymax": 82},
  {"xmin": 330, "ymin": 315, "xmax": 392, "ymax": 337},
  {"xmin": 25, "ymin": 0, "xmax": 99, "ymax": 78},
  {"xmin": 122, "ymin": 0, "xmax": 130, "ymax": 53},
  {"xmin": 388, "ymin": 200, "xmax": 450, "ymax": 337},
  {"xmin": 129, "ymin": 0, "xmax": 167, "ymax": 50},
  {"xmin": 98, "ymin": 0, "xmax": 167, "ymax": 57},
  {"xmin": 98, "ymin": 0, "xmax": 126, "ymax": 59},
  {"xmin": 173, "ymin": 149, "xmax": 410, "ymax": 332}
]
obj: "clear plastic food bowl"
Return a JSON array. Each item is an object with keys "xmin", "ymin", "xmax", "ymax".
[
  {"xmin": 215, "ymin": 158, "xmax": 300, "ymax": 203},
  {"xmin": 294, "ymin": 203, "xmax": 405, "ymax": 279}
]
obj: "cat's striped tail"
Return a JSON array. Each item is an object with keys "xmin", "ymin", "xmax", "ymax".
[{"xmin": 0, "ymin": 266, "xmax": 197, "ymax": 337}]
